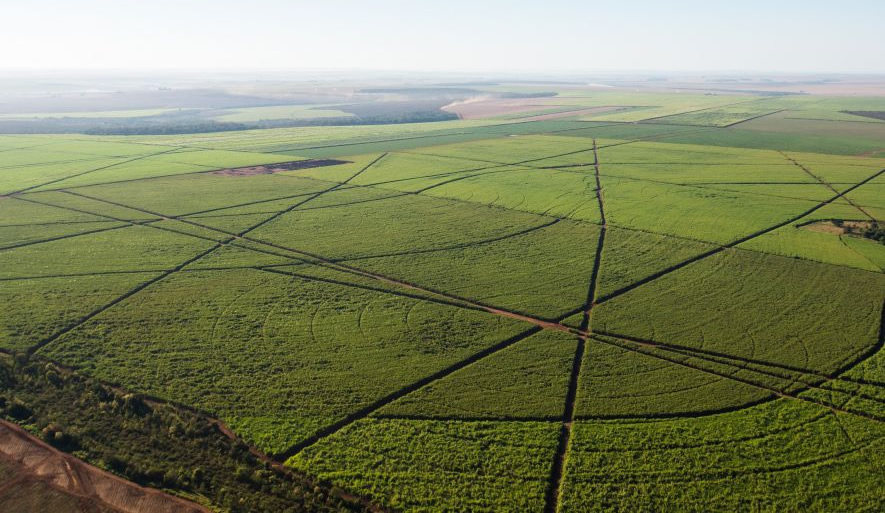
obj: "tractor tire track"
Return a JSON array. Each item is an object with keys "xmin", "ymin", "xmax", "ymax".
[
  {"xmin": 26, "ymin": 241, "xmax": 228, "ymax": 355},
  {"xmin": 592, "ymin": 329, "xmax": 885, "ymax": 408},
  {"xmin": 544, "ymin": 139, "xmax": 607, "ymax": 513},
  {"xmin": 24, "ymin": 155, "xmax": 392, "ymax": 355},
  {"xmin": 596, "ymin": 167, "xmax": 885, "ymax": 305},
  {"xmin": 589, "ymin": 334, "xmax": 884, "ymax": 423},
  {"xmin": 0, "ymin": 222, "xmax": 132, "ymax": 252},
  {"xmin": 333, "ymin": 218, "xmax": 560, "ymax": 263},
  {"xmin": 57, "ymin": 189, "xmax": 584, "ymax": 327},
  {"xmin": 277, "ymin": 325, "xmax": 545, "ymax": 460},
  {"xmin": 591, "ymin": 326, "xmax": 885, "ymax": 389},
  {"xmin": 7, "ymin": 147, "xmax": 184, "ymax": 196},
  {"xmin": 779, "ymin": 151, "xmax": 877, "ymax": 221},
  {"xmin": 721, "ymin": 108, "xmax": 788, "ymax": 128}
]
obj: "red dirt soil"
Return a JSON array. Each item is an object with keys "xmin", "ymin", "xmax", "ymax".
[{"xmin": 0, "ymin": 419, "xmax": 209, "ymax": 513}]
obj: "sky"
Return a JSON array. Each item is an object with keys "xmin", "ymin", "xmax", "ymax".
[{"xmin": 2, "ymin": 0, "xmax": 883, "ymax": 74}]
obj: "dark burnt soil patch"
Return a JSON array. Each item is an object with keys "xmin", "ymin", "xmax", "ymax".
[
  {"xmin": 843, "ymin": 111, "xmax": 885, "ymax": 121},
  {"xmin": 213, "ymin": 159, "xmax": 351, "ymax": 176}
]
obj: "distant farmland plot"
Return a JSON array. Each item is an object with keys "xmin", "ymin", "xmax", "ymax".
[
  {"xmin": 2, "ymin": 92, "xmax": 884, "ymax": 513},
  {"xmin": 215, "ymin": 104, "xmax": 355, "ymax": 122}
]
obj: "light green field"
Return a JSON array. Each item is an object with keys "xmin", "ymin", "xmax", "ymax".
[{"xmin": 2, "ymin": 90, "xmax": 883, "ymax": 513}]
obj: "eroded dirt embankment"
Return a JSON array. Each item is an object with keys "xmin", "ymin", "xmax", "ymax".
[{"xmin": 0, "ymin": 419, "xmax": 208, "ymax": 513}]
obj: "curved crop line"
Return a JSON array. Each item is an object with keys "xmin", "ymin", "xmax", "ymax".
[
  {"xmin": 574, "ymin": 410, "xmax": 831, "ymax": 453},
  {"xmin": 209, "ymin": 281, "xmax": 264, "ymax": 344},
  {"xmin": 260, "ymin": 293, "xmax": 283, "ymax": 346},
  {"xmin": 594, "ymin": 329, "xmax": 885, "ymax": 408},
  {"xmin": 0, "ymin": 222, "xmax": 133, "ymax": 253},
  {"xmin": 590, "ymin": 333, "xmax": 884, "ymax": 422},
  {"xmin": 595, "ymin": 167, "xmax": 885, "ymax": 306},
  {"xmin": 568, "ymin": 439, "xmax": 875, "ymax": 486},
  {"xmin": 332, "ymin": 218, "xmax": 559, "ymax": 264}
]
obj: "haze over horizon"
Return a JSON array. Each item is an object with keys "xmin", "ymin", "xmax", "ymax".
[{"xmin": 3, "ymin": 0, "xmax": 883, "ymax": 74}]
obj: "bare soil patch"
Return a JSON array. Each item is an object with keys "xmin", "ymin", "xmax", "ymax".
[
  {"xmin": 801, "ymin": 220, "xmax": 873, "ymax": 235},
  {"xmin": 0, "ymin": 419, "xmax": 208, "ymax": 513},
  {"xmin": 212, "ymin": 159, "xmax": 350, "ymax": 176},
  {"xmin": 441, "ymin": 97, "xmax": 564, "ymax": 119}
]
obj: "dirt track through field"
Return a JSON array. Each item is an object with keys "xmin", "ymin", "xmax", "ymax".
[
  {"xmin": 20, "ymin": 152, "xmax": 882, "ymax": 355},
  {"xmin": 277, "ymin": 325, "xmax": 546, "ymax": 460},
  {"xmin": 722, "ymin": 108, "xmax": 788, "ymax": 128},
  {"xmin": 6, "ymin": 119, "xmax": 883, "ymax": 513},
  {"xmin": 7, "ymin": 147, "xmax": 184, "ymax": 196},
  {"xmin": 24, "ymin": 155, "xmax": 392, "ymax": 356},
  {"xmin": 591, "ymin": 328, "xmax": 885, "ymax": 413},
  {"xmin": 544, "ymin": 139, "xmax": 608, "ymax": 513},
  {"xmin": 779, "ymin": 151, "xmax": 877, "ymax": 221},
  {"xmin": 588, "ymin": 332, "xmax": 884, "ymax": 423},
  {"xmin": 18, "ymin": 158, "xmax": 883, "ymax": 351},
  {"xmin": 0, "ymin": 222, "xmax": 132, "ymax": 252},
  {"xmin": 10, "ymin": 131, "xmax": 881, "ymax": 408},
  {"xmin": 595, "ymin": 167, "xmax": 885, "ymax": 305}
]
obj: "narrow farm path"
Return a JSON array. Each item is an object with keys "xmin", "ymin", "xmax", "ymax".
[
  {"xmin": 544, "ymin": 139, "xmax": 607, "ymax": 513},
  {"xmin": 595, "ymin": 166, "xmax": 885, "ymax": 305},
  {"xmin": 7, "ymin": 146, "xmax": 184, "ymax": 196},
  {"xmin": 779, "ymin": 151, "xmax": 877, "ymax": 221},
  {"xmin": 25, "ymin": 154, "xmax": 391, "ymax": 356}
]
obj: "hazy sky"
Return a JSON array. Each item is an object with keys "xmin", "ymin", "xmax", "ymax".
[{"xmin": 3, "ymin": 0, "xmax": 883, "ymax": 73}]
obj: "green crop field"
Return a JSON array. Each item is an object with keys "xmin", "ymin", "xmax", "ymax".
[{"xmin": 1, "ymin": 85, "xmax": 884, "ymax": 513}]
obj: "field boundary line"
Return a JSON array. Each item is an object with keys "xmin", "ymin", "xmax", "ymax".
[
  {"xmin": 544, "ymin": 139, "xmax": 607, "ymax": 513},
  {"xmin": 592, "ymin": 329, "xmax": 885, "ymax": 408},
  {"xmin": 26, "ymin": 242, "xmax": 226, "ymax": 355},
  {"xmin": 23, "ymin": 155, "xmax": 395, "ymax": 355},
  {"xmin": 259, "ymin": 266, "xmax": 487, "ymax": 314},
  {"xmin": 59, "ymin": 188, "xmax": 587, "ymax": 326},
  {"xmin": 0, "ymin": 219, "xmax": 121, "ymax": 228},
  {"xmin": 589, "ymin": 333, "xmax": 884, "ymax": 423},
  {"xmin": 595, "ymin": 167, "xmax": 885, "ymax": 305},
  {"xmin": 333, "ymin": 218, "xmax": 560, "ymax": 263},
  {"xmin": 630, "ymin": 97, "xmax": 777, "ymax": 124},
  {"xmin": 779, "ymin": 151, "xmax": 876, "ymax": 221},
  {"xmin": 176, "ymin": 189, "xmax": 323, "ymax": 217},
  {"xmin": 721, "ymin": 108, "xmax": 789, "ymax": 128},
  {"xmin": 370, "ymin": 413, "xmax": 562, "ymax": 422},
  {"xmin": 0, "ymin": 222, "xmax": 131, "ymax": 252},
  {"xmin": 596, "ymin": 171, "xmax": 835, "ymax": 203},
  {"xmin": 8, "ymin": 146, "xmax": 183, "ymax": 196},
  {"xmin": 276, "ymin": 326, "xmax": 545, "ymax": 460},
  {"xmin": 0, "ymin": 269, "xmax": 172, "ymax": 282},
  {"xmin": 572, "ymin": 395, "xmax": 780, "ymax": 422},
  {"xmin": 0, "ymin": 156, "xmax": 113, "ymax": 171}
]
